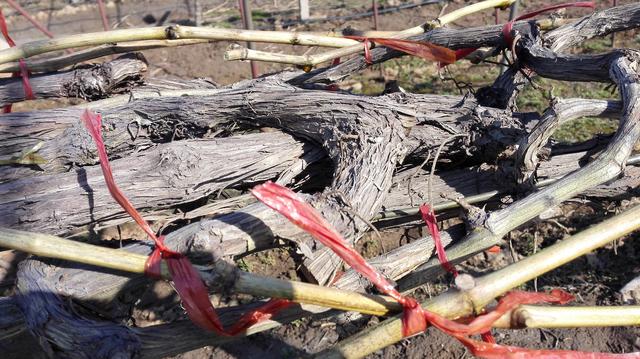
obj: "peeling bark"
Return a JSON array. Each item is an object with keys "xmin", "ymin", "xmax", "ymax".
[
  {"xmin": 0, "ymin": 132, "xmax": 321, "ymax": 235},
  {"xmin": 2, "ymin": 76, "xmax": 526, "ymax": 286},
  {"xmin": 0, "ymin": 78, "xmax": 481, "ymax": 180},
  {"xmin": 0, "ymin": 53, "xmax": 147, "ymax": 108}
]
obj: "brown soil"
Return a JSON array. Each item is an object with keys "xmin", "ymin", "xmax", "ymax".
[{"xmin": 5, "ymin": 1, "xmax": 640, "ymax": 358}]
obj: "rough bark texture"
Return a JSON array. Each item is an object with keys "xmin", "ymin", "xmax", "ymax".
[
  {"xmin": 0, "ymin": 53, "xmax": 147, "ymax": 107},
  {"xmin": 1, "ymin": 76, "xmax": 528, "ymax": 287},
  {"xmin": 544, "ymin": 4, "xmax": 640, "ymax": 52},
  {"xmin": 14, "ymin": 259, "xmax": 141, "ymax": 359},
  {"xmin": 515, "ymin": 99, "xmax": 621, "ymax": 184},
  {"xmin": 385, "ymin": 152, "xmax": 640, "ymax": 213},
  {"xmin": 1, "ymin": 131, "xmax": 321, "ymax": 235},
  {"xmin": 0, "ymin": 77, "xmax": 220, "ymax": 181},
  {"xmin": 480, "ymin": 3, "xmax": 640, "ymax": 109},
  {"xmin": 0, "ymin": 77, "xmax": 487, "ymax": 180},
  {"xmin": 3, "ymin": 76, "xmax": 415, "ymax": 284},
  {"xmin": 290, "ymin": 22, "xmax": 533, "ymax": 85},
  {"xmin": 0, "ymin": 84, "xmax": 532, "ymax": 240}
]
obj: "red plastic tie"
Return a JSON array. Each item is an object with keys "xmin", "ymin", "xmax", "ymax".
[
  {"xmin": 326, "ymin": 84, "xmax": 340, "ymax": 92},
  {"xmin": 363, "ymin": 38, "xmax": 372, "ymax": 64},
  {"xmin": 443, "ymin": 2, "xmax": 595, "ymax": 68},
  {"xmin": 81, "ymin": 109, "xmax": 290, "ymax": 335},
  {"xmin": 438, "ymin": 48, "xmax": 476, "ymax": 68},
  {"xmin": 344, "ymin": 36, "xmax": 456, "ymax": 66},
  {"xmin": 6, "ymin": 0, "xmax": 55, "ymax": 39},
  {"xmin": 0, "ymin": 9, "xmax": 16, "ymax": 48},
  {"xmin": 486, "ymin": 245, "xmax": 501, "ymax": 254},
  {"xmin": 0, "ymin": 8, "xmax": 35, "ymax": 113},
  {"xmin": 419, "ymin": 204, "xmax": 458, "ymax": 277},
  {"xmin": 251, "ymin": 181, "xmax": 426, "ymax": 336},
  {"xmin": 454, "ymin": 48, "xmax": 477, "ymax": 61},
  {"xmin": 502, "ymin": 2, "xmax": 595, "ymax": 48},
  {"xmin": 96, "ymin": 0, "xmax": 110, "ymax": 31},
  {"xmin": 480, "ymin": 331, "xmax": 496, "ymax": 344},
  {"xmin": 422, "ymin": 289, "xmax": 573, "ymax": 337},
  {"xmin": 252, "ymin": 181, "xmax": 640, "ymax": 357},
  {"xmin": 457, "ymin": 335, "xmax": 640, "ymax": 358},
  {"xmin": 17, "ymin": 59, "xmax": 34, "ymax": 100}
]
